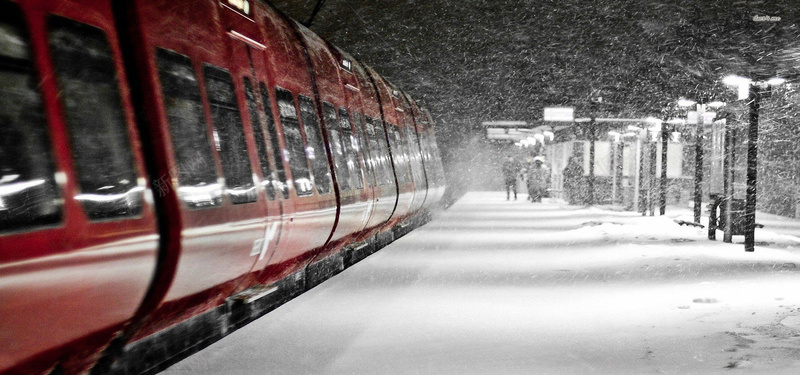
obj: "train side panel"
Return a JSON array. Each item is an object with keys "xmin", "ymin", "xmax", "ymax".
[
  {"xmin": 255, "ymin": 2, "xmax": 338, "ymax": 285},
  {"xmin": 0, "ymin": 0, "xmax": 158, "ymax": 373},
  {"xmin": 121, "ymin": 0, "xmax": 271, "ymax": 340},
  {"xmin": 345, "ymin": 53, "xmax": 398, "ymax": 234},
  {"xmin": 293, "ymin": 24, "xmax": 375, "ymax": 255}
]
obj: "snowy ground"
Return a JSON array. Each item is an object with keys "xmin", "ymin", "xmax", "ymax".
[{"xmin": 163, "ymin": 191, "xmax": 800, "ymax": 374}]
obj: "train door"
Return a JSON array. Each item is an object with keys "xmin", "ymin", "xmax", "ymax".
[
  {"xmin": 226, "ymin": 35, "xmax": 285, "ymax": 281},
  {"xmin": 341, "ymin": 84, "xmax": 376, "ymax": 232}
]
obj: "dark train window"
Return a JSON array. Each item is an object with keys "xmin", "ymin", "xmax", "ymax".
[
  {"xmin": 203, "ymin": 65, "xmax": 256, "ymax": 205},
  {"xmin": 243, "ymin": 78, "xmax": 274, "ymax": 200},
  {"xmin": 275, "ymin": 88, "xmax": 312, "ymax": 196},
  {"xmin": 298, "ymin": 96, "xmax": 332, "ymax": 195},
  {"xmin": 156, "ymin": 48, "xmax": 221, "ymax": 208},
  {"xmin": 338, "ymin": 108, "xmax": 363, "ymax": 190},
  {"xmin": 260, "ymin": 83, "xmax": 288, "ymax": 199},
  {"xmin": 48, "ymin": 16, "xmax": 142, "ymax": 221},
  {"xmin": 323, "ymin": 103, "xmax": 350, "ymax": 192},
  {"xmin": 0, "ymin": 1, "xmax": 62, "ymax": 233},
  {"xmin": 354, "ymin": 112, "xmax": 376, "ymax": 188}
]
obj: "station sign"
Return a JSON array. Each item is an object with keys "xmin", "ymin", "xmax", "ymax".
[
  {"xmin": 543, "ymin": 107, "xmax": 574, "ymax": 122},
  {"xmin": 485, "ymin": 128, "xmax": 529, "ymax": 141}
]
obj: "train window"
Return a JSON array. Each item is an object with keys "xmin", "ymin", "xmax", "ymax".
[
  {"xmin": 275, "ymin": 88, "xmax": 312, "ymax": 196},
  {"xmin": 260, "ymin": 83, "xmax": 288, "ymax": 199},
  {"xmin": 243, "ymin": 78, "xmax": 274, "ymax": 200},
  {"xmin": 403, "ymin": 124, "xmax": 423, "ymax": 184},
  {"xmin": 389, "ymin": 124, "xmax": 411, "ymax": 184},
  {"xmin": 338, "ymin": 108, "xmax": 363, "ymax": 190},
  {"xmin": 0, "ymin": 1, "xmax": 62, "ymax": 233},
  {"xmin": 323, "ymin": 103, "xmax": 350, "ymax": 192},
  {"xmin": 354, "ymin": 112, "xmax": 376, "ymax": 188},
  {"xmin": 368, "ymin": 117, "xmax": 393, "ymax": 186},
  {"xmin": 362, "ymin": 116, "xmax": 383, "ymax": 187},
  {"xmin": 48, "ymin": 16, "xmax": 143, "ymax": 221},
  {"xmin": 203, "ymin": 65, "xmax": 256, "ymax": 204},
  {"xmin": 156, "ymin": 48, "xmax": 221, "ymax": 209},
  {"xmin": 366, "ymin": 117, "xmax": 385, "ymax": 186},
  {"xmin": 298, "ymin": 96, "xmax": 332, "ymax": 195}
]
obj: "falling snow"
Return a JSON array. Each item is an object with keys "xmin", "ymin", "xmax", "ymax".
[{"xmin": 156, "ymin": 1, "xmax": 800, "ymax": 373}]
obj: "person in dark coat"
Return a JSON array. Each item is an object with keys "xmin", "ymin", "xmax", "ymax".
[
  {"xmin": 526, "ymin": 158, "xmax": 549, "ymax": 202},
  {"xmin": 563, "ymin": 156, "xmax": 583, "ymax": 205},
  {"xmin": 502, "ymin": 156, "xmax": 519, "ymax": 200}
]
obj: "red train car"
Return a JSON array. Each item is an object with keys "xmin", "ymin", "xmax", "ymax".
[{"xmin": 0, "ymin": 0, "xmax": 446, "ymax": 374}]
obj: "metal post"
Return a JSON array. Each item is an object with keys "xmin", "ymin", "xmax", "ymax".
[
  {"xmin": 649, "ymin": 136, "xmax": 657, "ymax": 216},
  {"xmin": 588, "ymin": 116, "xmax": 596, "ymax": 205},
  {"xmin": 615, "ymin": 141, "xmax": 624, "ymax": 205},
  {"xmin": 634, "ymin": 132, "xmax": 643, "ymax": 213},
  {"xmin": 639, "ymin": 130, "xmax": 648, "ymax": 215},
  {"xmin": 611, "ymin": 138, "xmax": 618, "ymax": 204},
  {"xmin": 660, "ymin": 124, "xmax": 669, "ymax": 215},
  {"xmin": 745, "ymin": 85, "xmax": 761, "ymax": 252},
  {"xmin": 693, "ymin": 104, "xmax": 705, "ymax": 224},
  {"xmin": 723, "ymin": 115, "xmax": 734, "ymax": 243}
]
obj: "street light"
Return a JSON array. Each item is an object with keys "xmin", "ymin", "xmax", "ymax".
[
  {"xmin": 767, "ymin": 77, "xmax": 786, "ymax": 86},
  {"xmin": 708, "ymin": 101, "xmax": 726, "ymax": 109},
  {"xmin": 723, "ymin": 74, "xmax": 786, "ymax": 252}
]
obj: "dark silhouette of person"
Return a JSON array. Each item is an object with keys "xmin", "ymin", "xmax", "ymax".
[
  {"xmin": 563, "ymin": 156, "xmax": 583, "ymax": 205},
  {"xmin": 526, "ymin": 157, "xmax": 549, "ymax": 202},
  {"xmin": 502, "ymin": 155, "xmax": 519, "ymax": 200}
]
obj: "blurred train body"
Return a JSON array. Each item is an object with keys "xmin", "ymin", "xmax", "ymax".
[{"xmin": 0, "ymin": 0, "xmax": 446, "ymax": 373}]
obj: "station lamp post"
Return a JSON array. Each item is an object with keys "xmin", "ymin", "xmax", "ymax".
[
  {"xmin": 607, "ymin": 131, "xmax": 622, "ymax": 204},
  {"xmin": 658, "ymin": 117, "xmax": 685, "ymax": 215},
  {"xmin": 677, "ymin": 98, "xmax": 725, "ymax": 223},
  {"xmin": 723, "ymin": 74, "xmax": 786, "ymax": 252}
]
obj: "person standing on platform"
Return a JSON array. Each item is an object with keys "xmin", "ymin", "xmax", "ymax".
[
  {"xmin": 527, "ymin": 157, "xmax": 549, "ymax": 202},
  {"xmin": 563, "ymin": 156, "xmax": 583, "ymax": 205},
  {"xmin": 502, "ymin": 155, "xmax": 519, "ymax": 200},
  {"xmin": 521, "ymin": 156, "xmax": 534, "ymax": 201}
]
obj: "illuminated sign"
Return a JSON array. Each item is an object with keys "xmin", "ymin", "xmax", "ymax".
[
  {"xmin": 225, "ymin": 0, "xmax": 251, "ymax": 16},
  {"xmin": 543, "ymin": 107, "xmax": 574, "ymax": 122}
]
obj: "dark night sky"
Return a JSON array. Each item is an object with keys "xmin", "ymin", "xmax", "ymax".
[{"xmin": 268, "ymin": 0, "xmax": 800, "ymax": 198}]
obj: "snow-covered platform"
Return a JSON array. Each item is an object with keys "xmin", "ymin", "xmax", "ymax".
[{"xmin": 163, "ymin": 191, "xmax": 800, "ymax": 374}]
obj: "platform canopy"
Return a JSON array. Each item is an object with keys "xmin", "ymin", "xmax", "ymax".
[
  {"xmin": 483, "ymin": 121, "xmax": 531, "ymax": 141},
  {"xmin": 482, "ymin": 121, "xmax": 558, "ymax": 143}
]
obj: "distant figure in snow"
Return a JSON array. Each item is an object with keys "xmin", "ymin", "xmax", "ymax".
[
  {"xmin": 563, "ymin": 156, "xmax": 583, "ymax": 205},
  {"xmin": 502, "ymin": 155, "xmax": 519, "ymax": 200},
  {"xmin": 520, "ymin": 156, "xmax": 534, "ymax": 201},
  {"xmin": 526, "ymin": 157, "xmax": 550, "ymax": 202}
]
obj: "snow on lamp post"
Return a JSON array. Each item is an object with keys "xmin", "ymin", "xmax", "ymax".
[
  {"xmin": 640, "ymin": 118, "xmax": 661, "ymax": 216},
  {"xmin": 723, "ymin": 74, "xmax": 786, "ymax": 252},
  {"xmin": 658, "ymin": 117, "xmax": 686, "ymax": 216},
  {"xmin": 678, "ymin": 98, "xmax": 724, "ymax": 224},
  {"xmin": 628, "ymin": 124, "xmax": 646, "ymax": 214},
  {"xmin": 608, "ymin": 131, "xmax": 621, "ymax": 204}
]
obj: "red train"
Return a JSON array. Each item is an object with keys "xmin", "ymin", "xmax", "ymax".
[{"xmin": 0, "ymin": 0, "xmax": 446, "ymax": 373}]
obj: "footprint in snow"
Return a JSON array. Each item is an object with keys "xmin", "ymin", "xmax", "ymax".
[{"xmin": 693, "ymin": 298, "xmax": 719, "ymax": 304}]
